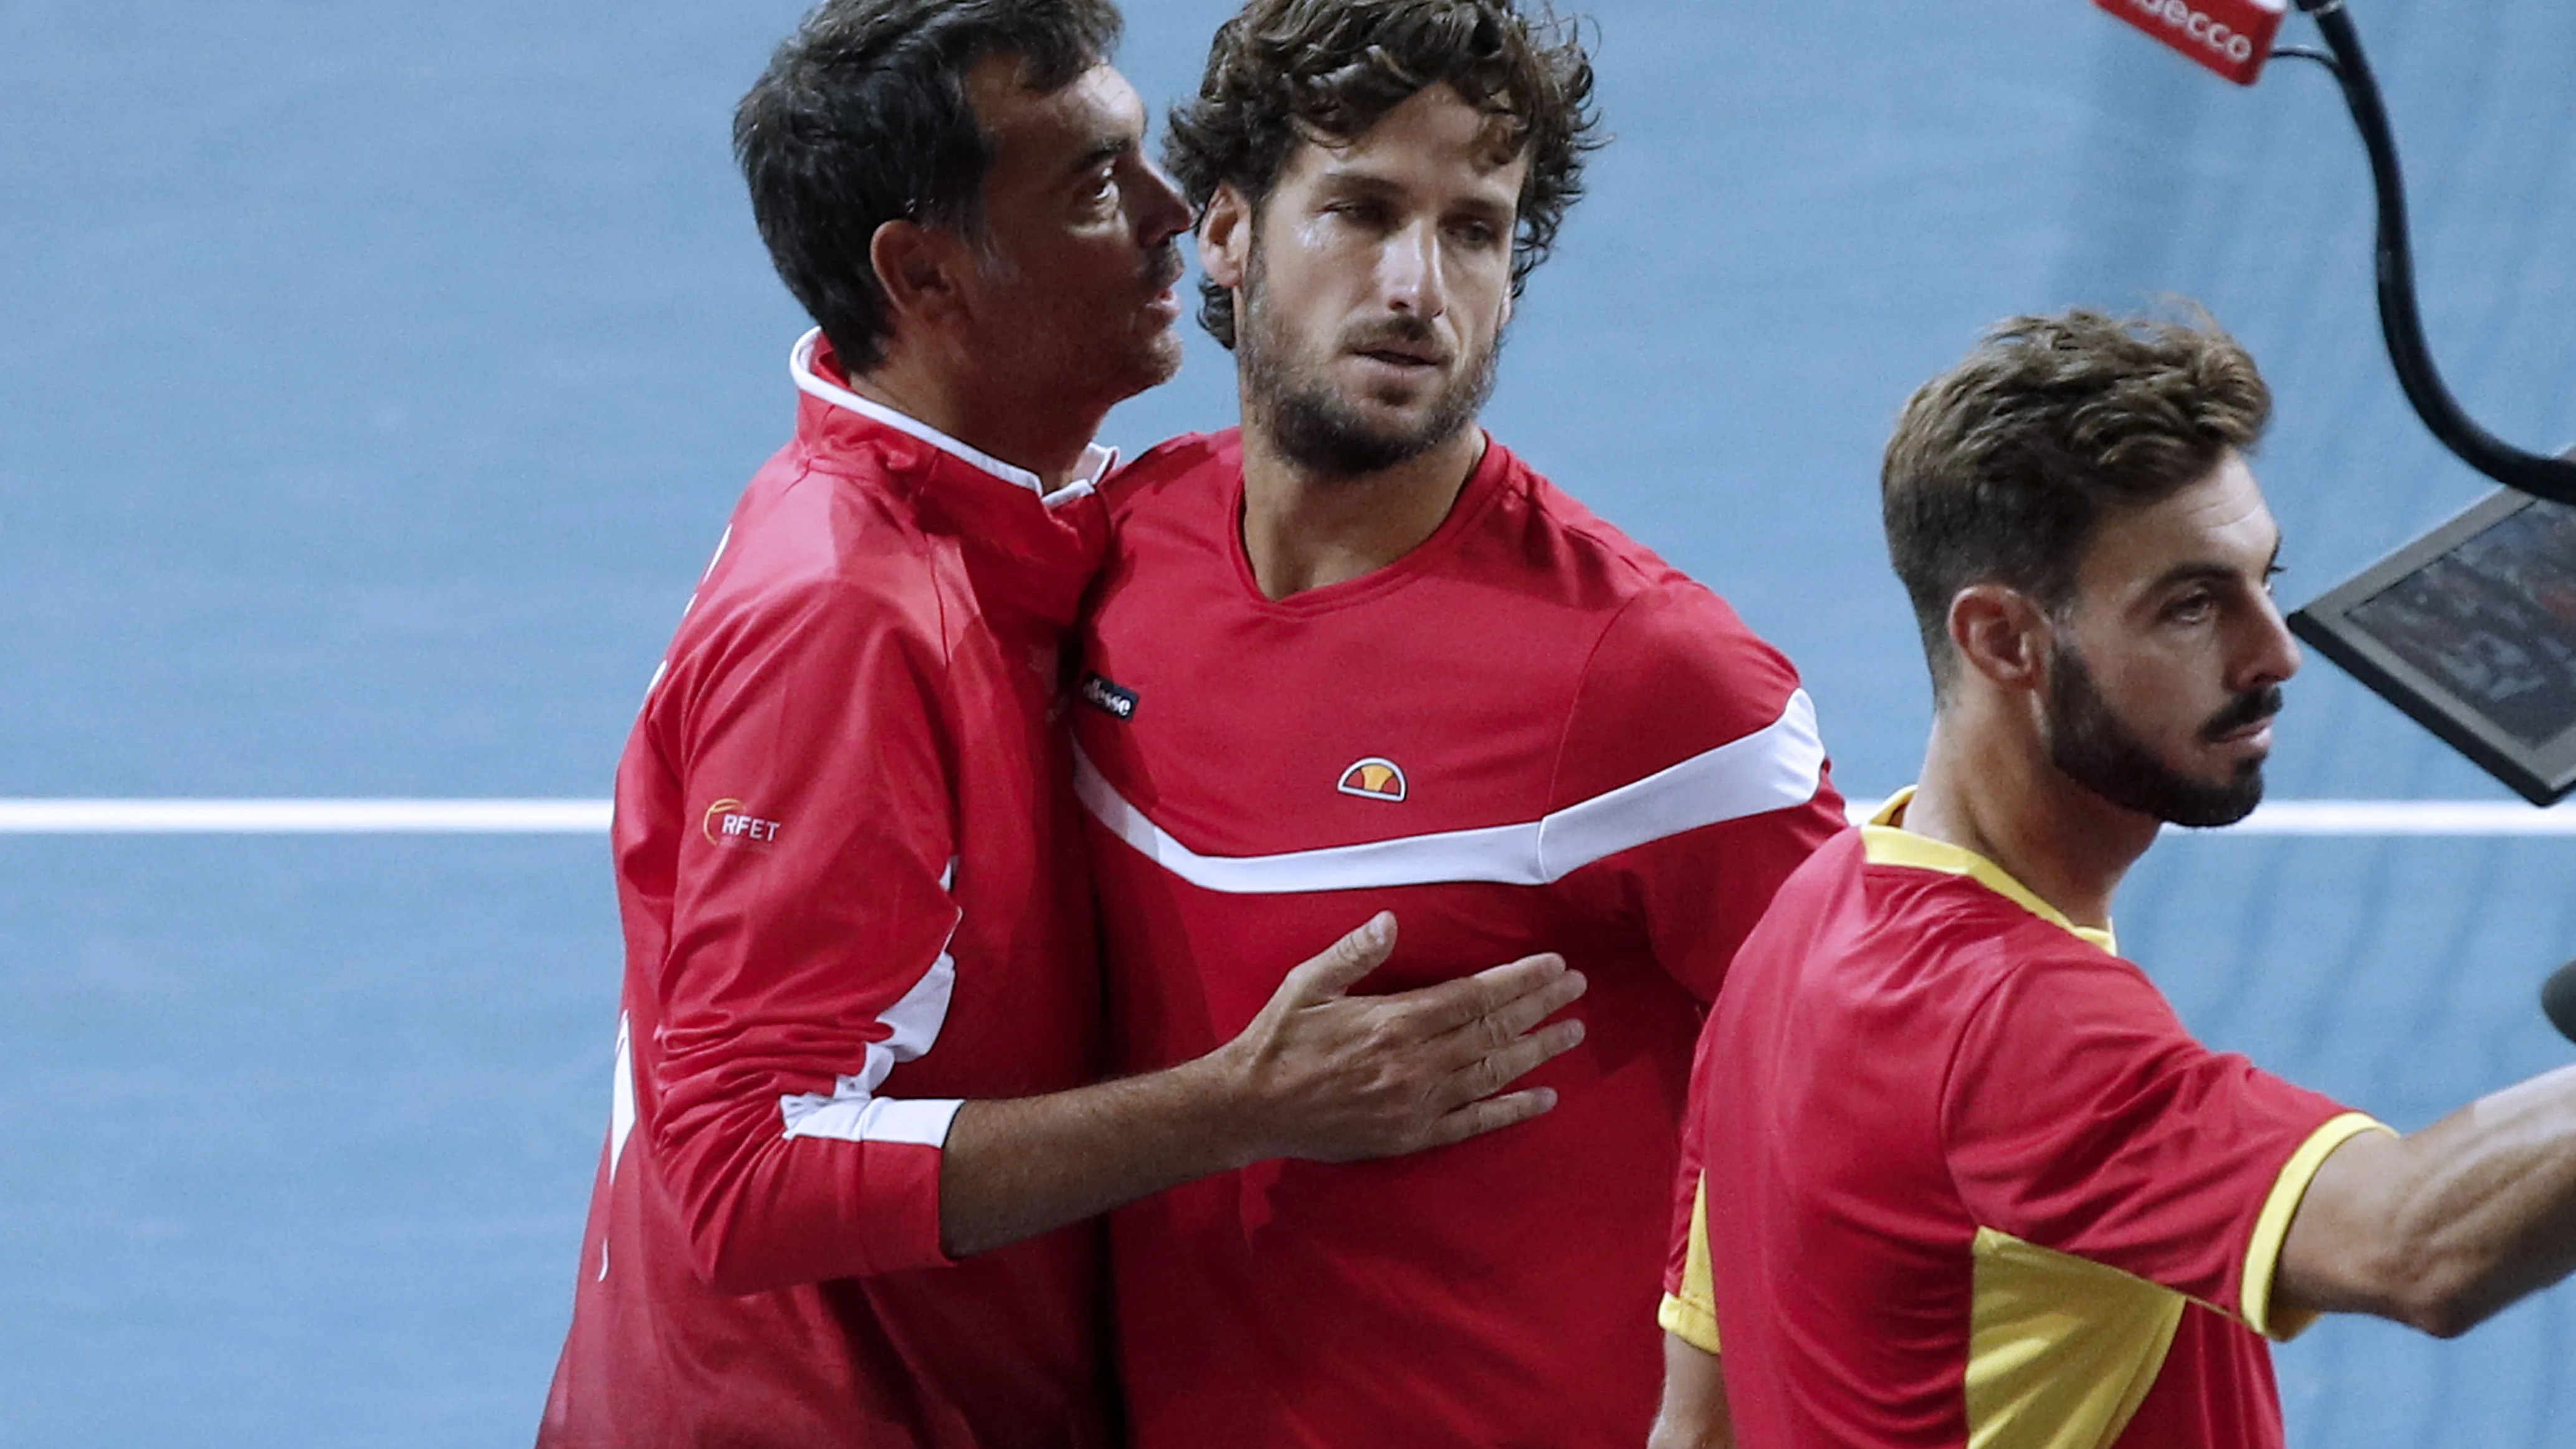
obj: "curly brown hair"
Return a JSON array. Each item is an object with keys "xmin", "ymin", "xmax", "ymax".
[
  {"xmin": 1882, "ymin": 306, "xmax": 2274, "ymax": 694},
  {"xmin": 1165, "ymin": 0, "xmax": 1601, "ymax": 348}
]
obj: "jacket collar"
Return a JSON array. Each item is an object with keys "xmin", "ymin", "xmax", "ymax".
[
  {"xmin": 789, "ymin": 328, "xmax": 1115, "ymax": 505},
  {"xmin": 788, "ymin": 329, "xmax": 1109, "ymax": 628}
]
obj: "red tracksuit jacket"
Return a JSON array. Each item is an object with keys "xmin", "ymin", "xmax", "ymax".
[{"xmin": 539, "ymin": 333, "xmax": 1117, "ymax": 1448}]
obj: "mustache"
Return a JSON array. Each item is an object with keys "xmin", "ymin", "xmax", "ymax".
[
  {"xmin": 2200, "ymin": 684, "xmax": 2284, "ymax": 741},
  {"xmin": 1342, "ymin": 313, "xmax": 1451, "ymax": 365},
  {"xmin": 1142, "ymin": 241, "xmax": 1184, "ymax": 294}
]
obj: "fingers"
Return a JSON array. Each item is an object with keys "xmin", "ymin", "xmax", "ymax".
[
  {"xmin": 1271, "ymin": 912, "xmax": 1398, "ymax": 1006},
  {"xmin": 1395, "ymin": 951, "xmax": 1575, "ymax": 1038},
  {"xmin": 1461, "ymin": 962, "xmax": 1588, "ymax": 1054},
  {"xmin": 1447, "ymin": 1013, "xmax": 1586, "ymax": 1104},
  {"xmin": 1419, "ymin": 1085, "xmax": 1562, "ymax": 1149}
]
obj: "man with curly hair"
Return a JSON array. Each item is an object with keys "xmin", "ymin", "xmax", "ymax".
[
  {"xmin": 1068, "ymin": 2, "xmax": 1848, "ymax": 1443},
  {"xmin": 537, "ymin": 2, "xmax": 1600, "ymax": 1444}
]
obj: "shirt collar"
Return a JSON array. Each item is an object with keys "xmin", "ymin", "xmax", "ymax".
[
  {"xmin": 789, "ymin": 328, "xmax": 1115, "ymax": 508},
  {"xmin": 1859, "ymin": 787, "xmax": 2117, "ymax": 954}
]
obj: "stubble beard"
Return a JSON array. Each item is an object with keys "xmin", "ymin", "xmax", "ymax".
[
  {"xmin": 978, "ymin": 236, "xmax": 1186, "ymax": 407},
  {"xmin": 2044, "ymin": 641, "xmax": 2279, "ymax": 829},
  {"xmin": 1236, "ymin": 246, "xmax": 1498, "ymax": 481}
]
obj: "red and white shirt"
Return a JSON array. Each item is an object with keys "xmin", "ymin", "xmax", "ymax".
[
  {"xmin": 1670, "ymin": 793, "xmax": 2386, "ymax": 1448},
  {"xmin": 538, "ymin": 333, "xmax": 1118, "ymax": 1449},
  {"xmin": 1074, "ymin": 429, "xmax": 1846, "ymax": 1449}
]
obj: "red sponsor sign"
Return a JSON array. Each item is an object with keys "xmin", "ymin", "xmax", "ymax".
[{"xmin": 2094, "ymin": 0, "xmax": 2288, "ymax": 85}]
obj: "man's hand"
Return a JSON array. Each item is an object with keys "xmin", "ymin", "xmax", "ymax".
[
  {"xmin": 1206, "ymin": 911, "xmax": 1587, "ymax": 1167},
  {"xmin": 936, "ymin": 911, "xmax": 1583, "ymax": 1257}
]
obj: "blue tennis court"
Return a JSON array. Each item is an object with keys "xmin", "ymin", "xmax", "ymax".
[{"xmin": 5, "ymin": 0, "xmax": 2572, "ymax": 1443}]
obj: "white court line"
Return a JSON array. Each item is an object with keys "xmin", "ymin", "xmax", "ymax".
[
  {"xmin": 0, "ymin": 797, "xmax": 2572, "ymax": 836},
  {"xmin": 0, "ymin": 799, "xmax": 611, "ymax": 833}
]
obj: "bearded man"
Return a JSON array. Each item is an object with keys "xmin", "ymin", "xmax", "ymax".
[
  {"xmin": 1067, "ymin": 3, "xmax": 1848, "ymax": 1445},
  {"xmin": 1659, "ymin": 308, "xmax": 2576, "ymax": 1448}
]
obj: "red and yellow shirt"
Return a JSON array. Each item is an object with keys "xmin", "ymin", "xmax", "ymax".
[{"xmin": 1667, "ymin": 791, "xmax": 2384, "ymax": 1448}]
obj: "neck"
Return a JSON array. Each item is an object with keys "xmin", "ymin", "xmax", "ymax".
[
  {"xmin": 848, "ymin": 351, "xmax": 1101, "ymax": 491},
  {"xmin": 1238, "ymin": 421, "xmax": 1485, "ymax": 599},
  {"xmin": 1901, "ymin": 704, "xmax": 2160, "ymax": 932}
]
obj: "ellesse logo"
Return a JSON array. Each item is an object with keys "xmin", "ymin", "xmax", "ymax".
[
  {"xmin": 702, "ymin": 797, "xmax": 783, "ymax": 846},
  {"xmin": 1078, "ymin": 671, "xmax": 1139, "ymax": 721},
  {"xmin": 1337, "ymin": 757, "xmax": 1408, "ymax": 802}
]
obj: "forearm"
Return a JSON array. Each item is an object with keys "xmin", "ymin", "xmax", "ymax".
[
  {"xmin": 1648, "ymin": 1334, "xmax": 1734, "ymax": 1449},
  {"xmin": 2286, "ymin": 1064, "xmax": 2576, "ymax": 1335},
  {"xmin": 937, "ymin": 1054, "xmax": 1253, "ymax": 1258},
  {"xmin": 2385, "ymin": 1065, "xmax": 2576, "ymax": 1332}
]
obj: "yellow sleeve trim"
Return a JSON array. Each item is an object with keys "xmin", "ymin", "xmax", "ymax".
[
  {"xmin": 1659, "ymin": 1293, "xmax": 1720, "ymax": 1354},
  {"xmin": 2241, "ymin": 1111, "xmax": 2392, "ymax": 1340},
  {"xmin": 1660, "ymin": 1172, "xmax": 1722, "ymax": 1353}
]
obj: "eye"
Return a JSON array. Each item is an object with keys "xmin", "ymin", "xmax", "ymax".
[
  {"xmin": 1326, "ymin": 197, "xmax": 1393, "ymax": 230},
  {"xmin": 2163, "ymin": 591, "xmax": 2218, "ymax": 624},
  {"xmin": 1448, "ymin": 217, "xmax": 1502, "ymax": 250}
]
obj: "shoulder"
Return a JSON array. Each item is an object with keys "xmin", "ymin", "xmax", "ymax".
[
  {"xmin": 686, "ymin": 455, "xmax": 950, "ymax": 665},
  {"xmin": 1501, "ymin": 484, "xmax": 1819, "ymax": 808},
  {"xmin": 1593, "ymin": 579, "xmax": 1800, "ymax": 696},
  {"xmin": 1491, "ymin": 453, "xmax": 1804, "ymax": 697},
  {"xmin": 1934, "ymin": 909, "xmax": 2188, "ymax": 1092},
  {"xmin": 1556, "ymin": 576, "xmax": 1814, "ymax": 782},
  {"xmin": 1099, "ymin": 429, "xmax": 1238, "ymax": 523}
]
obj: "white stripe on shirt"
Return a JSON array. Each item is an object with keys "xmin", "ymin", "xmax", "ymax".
[{"xmin": 1076, "ymin": 689, "xmax": 1829, "ymax": 894}]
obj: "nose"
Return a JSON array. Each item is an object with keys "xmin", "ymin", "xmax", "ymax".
[
  {"xmin": 1134, "ymin": 160, "xmax": 1192, "ymax": 251},
  {"xmin": 2238, "ymin": 586, "xmax": 2302, "ymax": 690},
  {"xmin": 1378, "ymin": 219, "xmax": 1447, "ymax": 319}
]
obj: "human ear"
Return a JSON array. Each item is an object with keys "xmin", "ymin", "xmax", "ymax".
[
  {"xmin": 1198, "ymin": 183, "xmax": 1252, "ymax": 290},
  {"xmin": 869, "ymin": 218, "xmax": 972, "ymax": 333},
  {"xmin": 1947, "ymin": 584, "xmax": 2049, "ymax": 692}
]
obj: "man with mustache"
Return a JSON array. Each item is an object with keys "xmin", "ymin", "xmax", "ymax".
[
  {"xmin": 1659, "ymin": 308, "xmax": 2576, "ymax": 1448},
  {"xmin": 1069, "ymin": 3, "xmax": 1847, "ymax": 1445},
  {"xmin": 537, "ymin": 3, "xmax": 1590, "ymax": 1445}
]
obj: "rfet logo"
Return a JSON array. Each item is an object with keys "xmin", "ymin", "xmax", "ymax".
[
  {"xmin": 702, "ymin": 798, "xmax": 783, "ymax": 846},
  {"xmin": 1337, "ymin": 757, "xmax": 1408, "ymax": 802}
]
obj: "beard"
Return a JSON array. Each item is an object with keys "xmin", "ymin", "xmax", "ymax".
[
  {"xmin": 2044, "ymin": 641, "xmax": 2283, "ymax": 828},
  {"xmin": 1236, "ymin": 246, "xmax": 1499, "ymax": 479}
]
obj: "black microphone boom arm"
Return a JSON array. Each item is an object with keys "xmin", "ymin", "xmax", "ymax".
[{"xmin": 2284, "ymin": 0, "xmax": 2576, "ymax": 506}]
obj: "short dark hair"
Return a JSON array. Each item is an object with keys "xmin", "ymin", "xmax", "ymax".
[
  {"xmin": 1882, "ymin": 307, "xmax": 2274, "ymax": 694},
  {"xmin": 734, "ymin": 0, "xmax": 1122, "ymax": 372},
  {"xmin": 1165, "ymin": 0, "xmax": 1601, "ymax": 348}
]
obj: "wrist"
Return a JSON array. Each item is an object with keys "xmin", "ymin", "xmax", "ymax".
[{"xmin": 1176, "ymin": 1037, "xmax": 1267, "ymax": 1173}]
